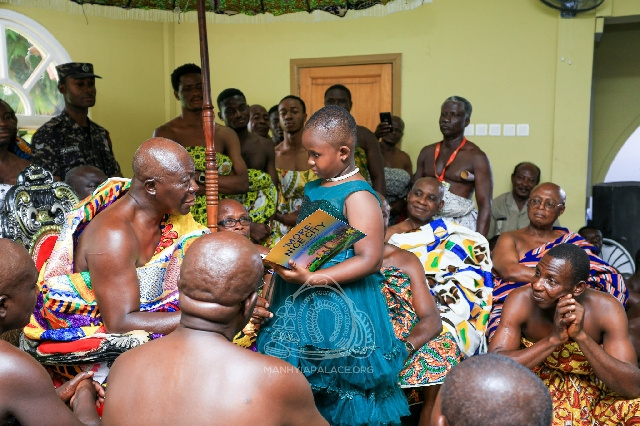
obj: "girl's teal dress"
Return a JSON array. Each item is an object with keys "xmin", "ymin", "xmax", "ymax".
[{"xmin": 257, "ymin": 179, "xmax": 409, "ymax": 425}]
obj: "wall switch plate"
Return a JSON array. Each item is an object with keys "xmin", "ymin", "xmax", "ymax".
[
  {"xmin": 503, "ymin": 124, "xmax": 516, "ymax": 136},
  {"xmin": 475, "ymin": 124, "xmax": 487, "ymax": 136},
  {"xmin": 464, "ymin": 124, "xmax": 474, "ymax": 136},
  {"xmin": 517, "ymin": 124, "xmax": 530, "ymax": 136},
  {"xmin": 489, "ymin": 124, "xmax": 501, "ymax": 136}
]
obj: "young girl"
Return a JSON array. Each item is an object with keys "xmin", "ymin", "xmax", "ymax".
[{"xmin": 257, "ymin": 106, "xmax": 409, "ymax": 425}]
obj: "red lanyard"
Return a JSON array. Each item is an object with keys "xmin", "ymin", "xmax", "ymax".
[{"xmin": 433, "ymin": 138, "xmax": 466, "ymax": 182}]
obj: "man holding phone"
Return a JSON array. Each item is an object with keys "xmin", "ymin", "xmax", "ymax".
[{"xmin": 376, "ymin": 114, "xmax": 412, "ymax": 224}]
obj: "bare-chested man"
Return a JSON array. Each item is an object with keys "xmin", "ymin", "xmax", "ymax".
[
  {"xmin": 0, "ymin": 240, "xmax": 101, "ymax": 426},
  {"xmin": 73, "ymin": 137, "xmax": 199, "ymax": 335},
  {"xmin": 415, "ymin": 96, "xmax": 493, "ymax": 236},
  {"xmin": 490, "ymin": 244, "xmax": 640, "ymax": 424},
  {"xmin": 269, "ymin": 104, "xmax": 284, "ymax": 144},
  {"xmin": 324, "ymin": 84, "xmax": 386, "ymax": 194},
  {"xmin": 0, "ymin": 100, "xmax": 30, "ymax": 185},
  {"xmin": 248, "ymin": 104, "xmax": 271, "ymax": 139},
  {"xmin": 102, "ymin": 233, "xmax": 327, "ymax": 426},
  {"xmin": 153, "ymin": 63, "xmax": 248, "ymax": 196}
]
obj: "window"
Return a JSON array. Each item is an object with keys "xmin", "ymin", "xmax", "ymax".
[{"xmin": 0, "ymin": 10, "xmax": 71, "ymax": 129}]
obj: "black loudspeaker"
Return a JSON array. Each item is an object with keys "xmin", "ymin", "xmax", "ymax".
[{"xmin": 592, "ymin": 182, "xmax": 640, "ymax": 258}]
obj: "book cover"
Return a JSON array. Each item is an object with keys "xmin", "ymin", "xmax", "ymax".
[{"xmin": 265, "ymin": 209, "xmax": 366, "ymax": 272}]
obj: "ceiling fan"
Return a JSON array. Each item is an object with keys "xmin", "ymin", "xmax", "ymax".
[{"xmin": 540, "ymin": 0, "xmax": 604, "ymax": 18}]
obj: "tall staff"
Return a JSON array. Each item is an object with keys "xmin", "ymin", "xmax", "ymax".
[{"xmin": 197, "ymin": 0, "xmax": 219, "ymax": 231}]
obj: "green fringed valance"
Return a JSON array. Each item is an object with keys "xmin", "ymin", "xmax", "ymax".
[{"xmin": 5, "ymin": 0, "xmax": 432, "ymax": 23}]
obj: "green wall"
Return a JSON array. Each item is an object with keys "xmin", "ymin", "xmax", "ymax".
[{"xmin": 5, "ymin": 0, "xmax": 636, "ymax": 230}]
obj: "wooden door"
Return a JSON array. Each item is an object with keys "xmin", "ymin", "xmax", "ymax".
[{"xmin": 292, "ymin": 54, "xmax": 401, "ymax": 133}]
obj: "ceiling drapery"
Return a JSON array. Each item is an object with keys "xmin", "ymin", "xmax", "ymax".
[{"xmin": 6, "ymin": 0, "xmax": 432, "ymax": 23}]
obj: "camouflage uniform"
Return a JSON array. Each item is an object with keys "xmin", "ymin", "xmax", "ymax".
[
  {"xmin": 31, "ymin": 62, "xmax": 121, "ymax": 180},
  {"xmin": 31, "ymin": 110, "xmax": 121, "ymax": 180}
]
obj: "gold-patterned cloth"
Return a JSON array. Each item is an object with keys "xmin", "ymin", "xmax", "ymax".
[
  {"xmin": 185, "ymin": 146, "xmax": 276, "ymax": 227},
  {"xmin": 269, "ymin": 168, "xmax": 317, "ymax": 246},
  {"xmin": 388, "ymin": 218, "xmax": 493, "ymax": 357},
  {"xmin": 522, "ymin": 337, "xmax": 640, "ymax": 425},
  {"xmin": 354, "ymin": 145, "xmax": 370, "ymax": 183}
]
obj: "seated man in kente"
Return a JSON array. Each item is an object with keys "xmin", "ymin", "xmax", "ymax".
[
  {"xmin": 490, "ymin": 244, "xmax": 640, "ymax": 425},
  {"xmin": 21, "ymin": 137, "xmax": 206, "ymax": 383},
  {"xmin": 386, "ymin": 177, "xmax": 493, "ymax": 358},
  {"xmin": 488, "ymin": 182, "xmax": 627, "ymax": 339},
  {"xmin": 380, "ymin": 195, "xmax": 460, "ymax": 425}
]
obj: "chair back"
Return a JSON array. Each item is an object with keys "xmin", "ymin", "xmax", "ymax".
[{"xmin": 0, "ymin": 165, "xmax": 78, "ymax": 253}]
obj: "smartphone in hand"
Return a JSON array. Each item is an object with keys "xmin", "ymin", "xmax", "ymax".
[{"xmin": 379, "ymin": 112, "xmax": 392, "ymax": 125}]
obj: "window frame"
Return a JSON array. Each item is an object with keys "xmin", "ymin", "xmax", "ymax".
[{"xmin": 0, "ymin": 10, "xmax": 71, "ymax": 129}]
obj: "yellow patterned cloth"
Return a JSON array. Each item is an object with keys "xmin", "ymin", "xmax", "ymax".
[
  {"xmin": 522, "ymin": 338, "xmax": 640, "ymax": 425},
  {"xmin": 269, "ymin": 168, "xmax": 317, "ymax": 246},
  {"xmin": 354, "ymin": 145, "xmax": 370, "ymax": 183},
  {"xmin": 185, "ymin": 146, "xmax": 276, "ymax": 227},
  {"xmin": 388, "ymin": 218, "xmax": 493, "ymax": 357}
]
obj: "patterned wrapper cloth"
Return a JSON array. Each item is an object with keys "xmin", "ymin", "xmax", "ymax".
[
  {"xmin": 388, "ymin": 218, "xmax": 493, "ymax": 358},
  {"xmin": 522, "ymin": 338, "xmax": 640, "ymax": 425}
]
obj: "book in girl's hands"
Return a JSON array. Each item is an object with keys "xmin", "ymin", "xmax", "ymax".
[{"xmin": 265, "ymin": 209, "xmax": 366, "ymax": 272}]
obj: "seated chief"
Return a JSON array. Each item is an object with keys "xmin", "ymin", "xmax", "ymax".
[
  {"xmin": 21, "ymin": 138, "xmax": 207, "ymax": 382},
  {"xmin": 490, "ymin": 244, "xmax": 640, "ymax": 425}
]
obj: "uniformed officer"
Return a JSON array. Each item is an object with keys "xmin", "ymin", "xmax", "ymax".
[{"xmin": 31, "ymin": 62, "xmax": 121, "ymax": 180}]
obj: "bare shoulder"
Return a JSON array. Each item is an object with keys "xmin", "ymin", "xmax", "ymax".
[
  {"xmin": 463, "ymin": 139, "xmax": 489, "ymax": 157},
  {"xmin": 0, "ymin": 341, "xmax": 49, "ymax": 390},
  {"xmin": 504, "ymin": 285, "xmax": 535, "ymax": 317},
  {"xmin": 153, "ymin": 118, "xmax": 181, "ymax": 139},
  {"xmin": 417, "ymin": 143, "xmax": 437, "ymax": 158},
  {"xmin": 258, "ymin": 136, "xmax": 276, "ymax": 152},
  {"xmin": 584, "ymin": 288, "xmax": 625, "ymax": 315}
]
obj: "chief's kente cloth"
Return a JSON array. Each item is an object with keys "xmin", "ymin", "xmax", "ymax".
[
  {"xmin": 488, "ymin": 229, "xmax": 628, "ymax": 339},
  {"xmin": 388, "ymin": 218, "xmax": 493, "ymax": 358},
  {"xmin": 21, "ymin": 178, "xmax": 206, "ymax": 365},
  {"xmin": 522, "ymin": 338, "xmax": 640, "ymax": 426}
]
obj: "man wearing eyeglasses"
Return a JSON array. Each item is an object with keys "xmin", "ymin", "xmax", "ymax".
[{"xmin": 487, "ymin": 182, "xmax": 627, "ymax": 339}]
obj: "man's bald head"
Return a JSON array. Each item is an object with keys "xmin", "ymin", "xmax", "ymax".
[
  {"xmin": 436, "ymin": 354, "xmax": 552, "ymax": 426},
  {"xmin": 0, "ymin": 239, "xmax": 38, "ymax": 332},
  {"xmin": 303, "ymin": 105, "xmax": 356, "ymax": 150},
  {"xmin": 132, "ymin": 137, "xmax": 194, "ymax": 182},
  {"xmin": 411, "ymin": 177, "xmax": 445, "ymax": 200},
  {"xmin": 531, "ymin": 182, "xmax": 566, "ymax": 204},
  {"xmin": 178, "ymin": 233, "xmax": 262, "ymax": 323},
  {"xmin": 218, "ymin": 199, "xmax": 248, "ymax": 218},
  {"xmin": 217, "ymin": 199, "xmax": 251, "ymax": 238},
  {"xmin": 65, "ymin": 165, "xmax": 107, "ymax": 199}
]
